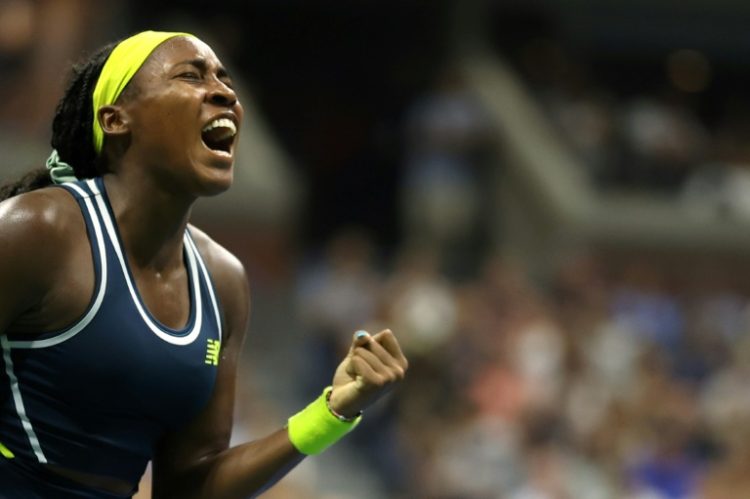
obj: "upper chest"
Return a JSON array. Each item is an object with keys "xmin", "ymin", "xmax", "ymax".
[{"xmin": 10, "ymin": 231, "xmax": 192, "ymax": 335}]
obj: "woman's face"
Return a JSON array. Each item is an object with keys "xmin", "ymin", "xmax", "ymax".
[{"xmin": 116, "ymin": 36, "xmax": 244, "ymax": 197}]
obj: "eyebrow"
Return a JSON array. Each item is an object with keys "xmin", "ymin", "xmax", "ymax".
[{"xmin": 176, "ymin": 58, "xmax": 231, "ymax": 79}]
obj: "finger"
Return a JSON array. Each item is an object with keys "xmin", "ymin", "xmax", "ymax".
[
  {"xmin": 372, "ymin": 329, "xmax": 409, "ymax": 369},
  {"xmin": 346, "ymin": 343, "xmax": 384, "ymax": 375},
  {"xmin": 352, "ymin": 346, "xmax": 390, "ymax": 376},
  {"xmin": 361, "ymin": 335, "xmax": 404, "ymax": 373},
  {"xmin": 353, "ymin": 346, "xmax": 405, "ymax": 382},
  {"xmin": 349, "ymin": 355, "xmax": 386, "ymax": 388}
]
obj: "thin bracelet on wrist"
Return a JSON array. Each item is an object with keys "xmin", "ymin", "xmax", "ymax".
[{"xmin": 325, "ymin": 388, "xmax": 362, "ymax": 422}]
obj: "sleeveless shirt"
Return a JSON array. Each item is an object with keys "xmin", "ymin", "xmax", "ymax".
[{"xmin": 0, "ymin": 177, "xmax": 223, "ymax": 488}]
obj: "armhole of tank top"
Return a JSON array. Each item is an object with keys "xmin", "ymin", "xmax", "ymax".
[
  {"xmin": 4, "ymin": 182, "xmax": 108, "ymax": 349},
  {"xmin": 185, "ymin": 230, "xmax": 224, "ymax": 342}
]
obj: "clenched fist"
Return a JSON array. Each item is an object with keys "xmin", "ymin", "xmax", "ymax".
[{"xmin": 328, "ymin": 329, "xmax": 409, "ymax": 418}]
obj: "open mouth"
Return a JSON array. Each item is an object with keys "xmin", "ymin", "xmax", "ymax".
[{"xmin": 201, "ymin": 118, "xmax": 237, "ymax": 155}]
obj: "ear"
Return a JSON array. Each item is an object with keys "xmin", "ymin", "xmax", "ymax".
[{"xmin": 97, "ymin": 105, "xmax": 130, "ymax": 138}]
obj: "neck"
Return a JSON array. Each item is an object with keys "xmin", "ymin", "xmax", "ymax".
[{"xmin": 102, "ymin": 171, "xmax": 194, "ymax": 272}]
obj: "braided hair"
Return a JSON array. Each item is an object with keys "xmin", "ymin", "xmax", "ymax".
[{"xmin": 0, "ymin": 42, "xmax": 117, "ymax": 201}]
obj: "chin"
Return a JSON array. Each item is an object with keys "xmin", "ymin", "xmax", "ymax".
[
  {"xmin": 196, "ymin": 167, "xmax": 234, "ymax": 197},
  {"xmin": 202, "ymin": 178, "xmax": 234, "ymax": 197}
]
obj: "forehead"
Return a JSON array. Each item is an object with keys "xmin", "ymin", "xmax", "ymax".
[{"xmin": 136, "ymin": 36, "xmax": 223, "ymax": 78}]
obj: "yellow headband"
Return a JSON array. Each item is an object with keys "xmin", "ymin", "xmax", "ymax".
[{"xmin": 92, "ymin": 30, "xmax": 196, "ymax": 154}]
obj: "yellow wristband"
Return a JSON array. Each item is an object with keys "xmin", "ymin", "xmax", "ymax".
[{"xmin": 287, "ymin": 387, "xmax": 362, "ymax": 455}]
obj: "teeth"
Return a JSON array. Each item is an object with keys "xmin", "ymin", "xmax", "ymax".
[{"xmin": 202, "ymin": 118, "xmax": 237, "ymax": 136}]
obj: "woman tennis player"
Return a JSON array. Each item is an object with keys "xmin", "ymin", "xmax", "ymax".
[{"xmin": 0, "ymin": 31, "xmax": 408, "ymax": 498}]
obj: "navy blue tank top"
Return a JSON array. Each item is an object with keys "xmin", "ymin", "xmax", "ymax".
[{"xmin": 0, "ymin": 177, "xmax": 223, "ymax": 486}]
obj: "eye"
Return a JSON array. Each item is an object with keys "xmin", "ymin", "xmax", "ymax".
[{"xmin": 178, "ymin": 71, "xmax": 201, "ymax": 80}]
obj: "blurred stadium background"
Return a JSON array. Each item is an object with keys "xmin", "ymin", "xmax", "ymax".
[{"xmin": 4, "ymin": 0, "xmax": 750, "ymax": 497}]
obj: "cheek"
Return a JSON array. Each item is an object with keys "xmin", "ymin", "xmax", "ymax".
[
  {"xmin": 143, "ymin": 88, "xmax": 199, "ymax": 132},
  {"xmin": 159, "ymin": 108, "xmax": 195, "ymax": 137},
  {"xmin": 148, "ymin": 109, "xmax": 199, "ymax": 156},
  {"xmin": 128, "ymin": 88, "xmax": 203, "ymax": 165}
]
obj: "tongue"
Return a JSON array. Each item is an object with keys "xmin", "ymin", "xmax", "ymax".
[{"xmin": 202, "ymin": 127, "xmax": 233, "ymax": 151}]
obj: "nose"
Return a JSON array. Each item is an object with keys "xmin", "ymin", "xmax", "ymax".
[{"xmin": 207, "ymin": 80, "xmax": 238, "ymax": 108}]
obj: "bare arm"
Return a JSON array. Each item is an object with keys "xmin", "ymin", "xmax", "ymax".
[
  {"xmin": 151, "ymin": 229, "xmax": 304, "ymax": 499},
  {"xmin": 151, "ymin": 228, "xmax": 408, "ymax": 499}
]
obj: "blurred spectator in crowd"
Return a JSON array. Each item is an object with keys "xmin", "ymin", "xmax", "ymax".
[
  {"xmin": 618, "ymin": 92, "xmax": 710, "ymax": 193},
  {"xmin": 623, "ymin": 350, "xmax": 705, "ymax": 499},
  {"xmin": 400, "ymin": 64, "xmax": 494, "ymax": 278},
  {"xmin": 518, "ymin": 38, "xmax": 624, "ymax": 185},
  {"xmin": 682, "ymin": 120, "xmax": 750, "ymax": 222},
  {"xmin": 296, "ymin": 228, "xmax": 383, "ymax": 395},
  {"xmin": 610, "ymin": 261, "xmax": 685, "ymax": 352},
  {"xmin": 381, "ymin": 243, "xmax": 458, "ymax": 357},
  {"xmin": 698, "ymin": 336, "xmax": 750, "ymax": 498},
  {"xmin": 513, "ymin": 37, "xmax": 722, "ymax": 196}
]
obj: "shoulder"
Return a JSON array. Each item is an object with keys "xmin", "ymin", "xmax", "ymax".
[
  {"xmin": 0, "ymin": 187, "xmax": 82, "ymax": 264},
  {"xmin": 187, "ymin": 224, "xmax": 250, "ymax": 339},
  {"xmin": 187, "ymin": 224, "xmax": 248, "ymax": 291},
  {"xmin": 0, "ymin": 187, "xmax": 84, "ymax": 320}
]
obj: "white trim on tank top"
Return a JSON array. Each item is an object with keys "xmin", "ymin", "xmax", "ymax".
[
  {"xmin": 185, "ymin": 232, "xmax": 222, "ymax": 342},
  {"xmin": 1, "ymin": 336, "xmax": 48, "ymax": 462},
  {"xmin": 87, "ymin": 179, "xmax": 203, "ymax": 346},
  {"xmin": 7, "ymin": 182, "xmax": 108, "ymax": 349}
]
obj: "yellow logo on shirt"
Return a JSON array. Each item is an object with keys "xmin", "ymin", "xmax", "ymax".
[
  {"xmin": 205, "ymin": 339, "xmax": 221, "ymax": 366},
  {"xmin": 0, "ymin": 440, "xmax": 14, "ymax": 459}
]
